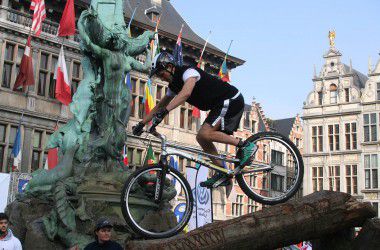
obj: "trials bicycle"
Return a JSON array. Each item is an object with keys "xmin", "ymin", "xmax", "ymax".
[{"xmin": 121, "ymin": 125, "xmax": 304, "ymax": 239}]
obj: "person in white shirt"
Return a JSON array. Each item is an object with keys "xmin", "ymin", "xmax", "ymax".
[{"xmin": 0, "ymin": 213, "xmax": 22, "ymax": 250}]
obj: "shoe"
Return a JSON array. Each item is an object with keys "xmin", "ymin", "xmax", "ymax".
[
  {"xmin": 200, "ymin": 172, "xmax": 231, "ymax": 188},
  {"xmin": 237, "ymin": 141, "xmax": 258, "ymax": 167}
]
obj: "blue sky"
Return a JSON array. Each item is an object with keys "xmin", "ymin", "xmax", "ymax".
[{"xmin": 170, "ymin": 0, "xmax": 380, "ymax": 119}]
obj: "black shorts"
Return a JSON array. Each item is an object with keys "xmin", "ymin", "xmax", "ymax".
[{"xmin": 204, "ymin": 93, "xmax": 244, "ymax": 135}]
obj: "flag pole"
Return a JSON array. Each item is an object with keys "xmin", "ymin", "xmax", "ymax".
[
  {"xmin": 224, "ymin": 40, "xmax": 233, "ymax": 59},
  {"xmin": 197, "ymin": 30, "xmax": 211, "ymax": 67},
  {"xmin": 127, "ymin": 2, "xmax": 140, "ymax": 32}
]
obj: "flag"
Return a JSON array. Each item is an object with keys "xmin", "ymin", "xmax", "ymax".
[
  {"xmin": 173, "ymin": 24, "xmax": 184, "ymax": 66},
  {"xmin": 150, "ymin": 16, "xmax": 161, "ymax": 59},
  {"xmin": 125, "ymin": 73, "xmax": 132, "ymax": 90},
  {"xmin": 11, "ymin": 126, "xmax": 22, "ymax": 172},
  {"xmin": 44, "ymin": 125, "xmax": 58, "ymax": 170},
  {"xmin": 54, "ymin": 46, "xmax": 72, "ymax": 105},
  {"xmin": 31, "ymin": 0, "xmax": 46, "ymax": 36},
  {"xmin": 218, "ymin": 57, "xmax": 230, "ymax": 82},
  {"xmin": 143, "ymin": 144, "xmax": 156, "ymax": 165},
  {"xmin": 169, "ymin": 156, "xmax": 182, "ymax": 195},
  {"xmin": 122, "ymin": 145, "xmax": 128, "ymax": 166},
  {"xmin": 143, "ymin": 79, "xmax": 154, "ymax": 114},
  {"xmin": 195, "ymin": 164, "xmax": 213, "ymax": 228},
  {"xmin": 13, "ymin": 36, "xmax": 34, "ymax": 91},
  {"xmin": 57, "ymin": 0, "xmax": 76, "ymax": 37},
  {"xmin": 186, "ymin": 167, "xmax": 197, "ymax": 230}
]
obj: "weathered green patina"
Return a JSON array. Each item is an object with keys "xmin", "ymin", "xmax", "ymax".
[{"xmin": 18, "ymin": 0, "xmax": 175, "ymax": 248}]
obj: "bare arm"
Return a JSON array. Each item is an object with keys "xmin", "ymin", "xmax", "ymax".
[
  {"xmin": 165, "ymin": 77, "xmax": 197, "ymax": 112},
  {"xmin": 142, "ymin": 94, "xmax": 174, "ymax": 124}
]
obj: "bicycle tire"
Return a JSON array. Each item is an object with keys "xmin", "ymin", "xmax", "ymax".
[
  {"xmin": 236, "ymin": 131, "xmax": 304, "ymax": 205},
  {"xmin": 121, "ymin": 164, "xmax": 194, "ymax": 238}
]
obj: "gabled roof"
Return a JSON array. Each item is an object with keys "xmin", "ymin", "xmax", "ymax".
[{"xmin": 272, "ymin": 118, "xmax": 296, "ymax": 137}]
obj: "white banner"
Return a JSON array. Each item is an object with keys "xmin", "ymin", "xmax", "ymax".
[
  {"xmin": 186, "ymin": 167, "xmax": 197, "ymax": 231},
  {"xmin": 0, "ymin": 173, "xmax": 10, "ymax": 212},
  {"xmin": 195, "ymin": 165, "xmax": 212, "ymax": 227}
]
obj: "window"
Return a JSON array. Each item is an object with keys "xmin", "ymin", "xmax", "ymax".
[
  {"xmin": 363, "ymin": 114, "xmax": 377, "ymax": 142},
  {"xmin": 312, "ymin": 166, "xmax": 324, "ymax": 192},
  {"xmin": 138, "ymin": 81, "xmax": 146, "ymax": 119},
  {"xmin": 37, "ymin": 51, "xmax": 61, "ymax": 97},
  {"xmin": 178, "ymin": 157, "xmax": 184, "ymax": 173},
  {"xmin": 328, "ymin": 124, "xmax": 340, "ymax": 151},
  {"xmin": 2, "ymin": 42, "xmax": 26, "ymax": 90},
  {"xmin": 271, "ymin": 150, "xmax": 284, "ymax": 166},
  {"xmin": 372, "ymin": 202, "xmax": 379, "ymax": 217},
  {"xmin": 330, "ymin": 84, "xmax": 337, "ymax": 104},
  {"xmin": 271, "ymin": 174, "xmax": 284, "ymax": 192},
  {"xmin": 344, "ymin": 88, "xmax": 350, "ymax": 102},
  {"xmin": 344, "ymin": 123, "xmax": 357, "ymax": 150},
  {"xmin": 312, "ymin": 126, "xmax": 323, "ymax": 152},
  {"xmin": 247, "ymin": 199, "xmax": 258, "ymax": 214},
  {"xmin": 249, "ymin": 174, "xmax": 256, "ymax": 187},
  {"xmin": 187, "ymin": 107, "xmax": 193, "ymax": 130},
  {"xmin": 346, "ymin": 165, "xmax": 358, "ymax": 195},
  {"xmin": 318, "ymin": 91, "xmax": 323, "ymax": 105},
  {"xmin": 155, "ymin": 85, "xmax": 169, "ymax": 124},
  {"xmin": 232, "ymin": 194, "xmax": 244, "ymax": 216},
  {"xmin": 180, "ymin": 107, "xmax": 186, "ymax": 129},
  {"xmin": 328, "ymin": 166, "xmax": 340, "ymax": 191},
  {"xmin": 364, "ymin": 154, "xmax": 378, "ymax": 189},
  {"xmin": 134, "ymin": 149, "xmax": 143, "ymax": 165},
  {"xmin": 251, "ymin": 120, "xmax": 257, "ymax": 134},
  {"xmin": 262, "ymin": 174, "xmax": 268, "ymax": 190},
  {"xmin": 127, "ymin": 148, "xmax": 133, "ymax": 164},
  {"xmin": 71, "ymin": 61, "xmax": 82, "ymax": 96},
  {"xmin": 377, "ymin": 83, "xmax": 380, "ymax": 101},
  {"xmin": 244, "ymin": 111, "xmax": 250, "ymax": 129},
  {"xmin": 31, "ymin": 130, "xmax": 43, "ymax": 172},
  {"xmin": 130, "ymin": 77, "xmax": 137, "ymax": 117}
]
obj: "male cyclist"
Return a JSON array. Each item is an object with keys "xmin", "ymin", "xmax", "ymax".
[{"xmin": 132, "ymin": 52, "xmax": 257, "ymax": 188}]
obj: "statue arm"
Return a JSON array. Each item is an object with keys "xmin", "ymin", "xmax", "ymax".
[{"xmin": 78, "ymin": 11, "xmax": 108, "ymax": 59}]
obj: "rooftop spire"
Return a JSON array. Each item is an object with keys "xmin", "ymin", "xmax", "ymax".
[{"xmin": 368, "ymin": 56, "xmax": 372, "ymax": 74}]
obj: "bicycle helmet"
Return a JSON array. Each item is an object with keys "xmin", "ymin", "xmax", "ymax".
[{"xmin": 150, "ymin": 52, "xmax": 175, "ymax": 78}]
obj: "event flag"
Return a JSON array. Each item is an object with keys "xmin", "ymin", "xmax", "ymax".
[
  {"xmin": 122, "ymin": 145, "xmax": 129, "ymax": 166},
  {"xmin": 218, "ymin": 56, "xmax": 230, "ymax": 82},
  {"xmin": 31, "ymin": 0, "xmax": 46, "ymax": 36},
  {"xmin": 143, "ymin": 144, "xmax": 156, "ymax": 165},
  {"xmin": 54, "ymin": 46, "xmax": 72, "ymax": 105},
  {"xmin": 13, "ymin": 36, "xmax": 34, "ymax": 91},
  {"xmin": 143, "ymin": 80, "xmax": 155, "ymax": 114},
  {"xmin": 11, "ymin": 125, "xmax": 22, "ymax": 172},
  {"xmin": 173, "ymin": 24, "xmax": 184, "ymax": 66},
  {"xmin": 218, "ymin": 40, "xmax": 233, "ymax": 83},
  {"xmin": 57, "ymin": 0, "xmax": 76, "ymax": 37}
]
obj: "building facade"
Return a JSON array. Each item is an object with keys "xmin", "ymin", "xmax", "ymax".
[{"xmin": 303, "ymin": 39, "xmax": 380, "ymax": 216}]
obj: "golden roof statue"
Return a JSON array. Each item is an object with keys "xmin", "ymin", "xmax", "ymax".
[{"xmin": 328, "ymin": 30, "xmax": 336, "ymax": 47}]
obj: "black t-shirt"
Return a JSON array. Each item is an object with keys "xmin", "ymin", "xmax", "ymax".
[
  {"xmin": 169, "ymin": 66, "xmax": 238, "ymax": 111},
  {"xmin": 84, "ymin": 240, "xmax": 123, "ymax": 250}
]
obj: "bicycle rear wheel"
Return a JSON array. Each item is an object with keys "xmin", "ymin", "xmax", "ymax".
[
  {"xmin": 121, "ymin": 165, "xmax": 193, "ymax": 238},
  {"xmin": 236, "ymin": 131, "xmax": 304, "ymax": 205}
]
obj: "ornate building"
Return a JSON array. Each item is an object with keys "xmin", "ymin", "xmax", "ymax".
[{"xmin": 303, "ymin": 34, "xmax": 380, "ymax": 216}]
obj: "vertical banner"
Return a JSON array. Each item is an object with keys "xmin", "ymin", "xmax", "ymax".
[
  {"xmin": 195, "ymin": 165, "xmax": 213, "ymax": 227},
  {"xmin": 0, "ymin": 173, "xmax": 11, "ymax": 212},
  {"xmin": 186, "ymin": 167, "xmax": 197, "ymax": 231}
]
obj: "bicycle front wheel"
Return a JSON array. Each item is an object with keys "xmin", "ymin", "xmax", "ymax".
[
  {"xmin": 236, "ymin": 131, "xmax": 304, "ymax": 205},
  {"xmin": 121, "ymin": 165, "xmax": 193, "ymax": 239}
]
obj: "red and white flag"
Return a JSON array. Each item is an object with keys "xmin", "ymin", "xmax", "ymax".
[
  {"xmin": 54, "ymin": 46, "xmax": 72, "ymax": 105},
  {"xmin": 31, "ymin": 0, "xmax": 46, "ymax": 36},
  {"xmin": 13, "ymin": 36, "xmax": 34, "ymax": 91},
  {"xmin": 57, "ymin": 0, "xmax": 76, "ymax": 37}
]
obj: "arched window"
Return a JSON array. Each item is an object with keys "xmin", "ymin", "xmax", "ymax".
[{"xmin": 330, "ymin": 84, "xmax": 337, "ymax": 104}]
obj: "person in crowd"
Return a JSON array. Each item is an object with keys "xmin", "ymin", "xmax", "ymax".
[
  {"xmin": 84, "ymin": 218, "xmax": 123, "ymax": 250},
  {"xmin": 0, "ymin": 213, "xmax": 22, "ymax": 250}
]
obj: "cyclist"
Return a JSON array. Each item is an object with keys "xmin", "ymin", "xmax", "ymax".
[{"xmin": 132, "ymin": 52, "xmax": 257, "ymax": 188}]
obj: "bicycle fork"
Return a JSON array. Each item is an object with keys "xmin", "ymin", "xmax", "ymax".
[{"xmin": 154, "ymin": 157, "xmax": 168, "ymax": 203}]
